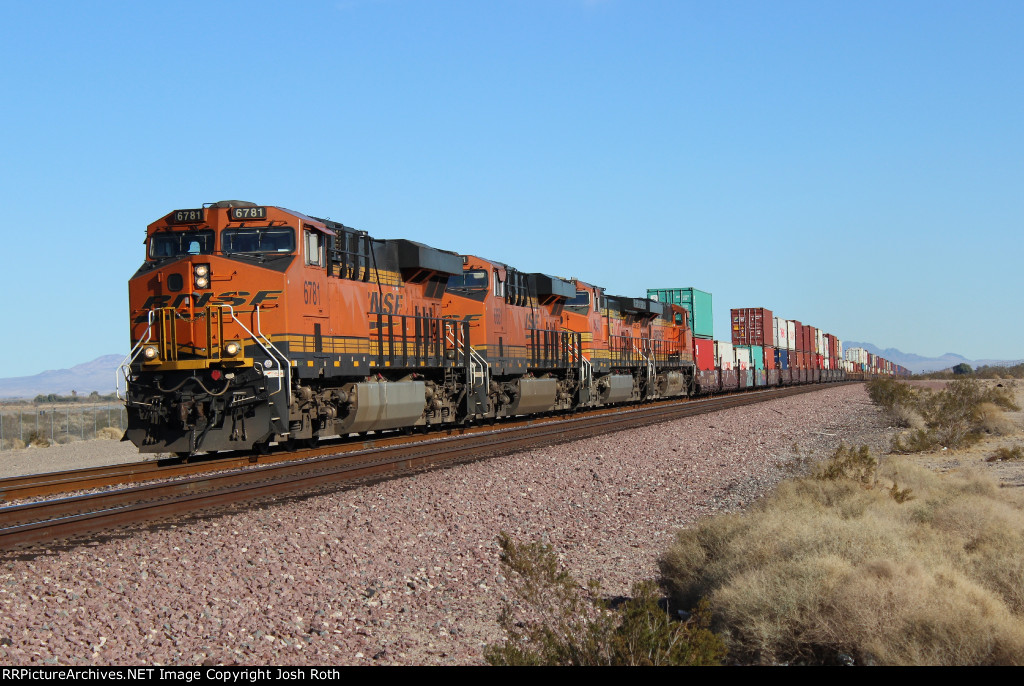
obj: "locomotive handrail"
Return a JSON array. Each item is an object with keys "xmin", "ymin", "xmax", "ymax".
[
  {"xmin": 245, "ymin": 305, "xmax": 291, "ymax": 406},
  {"xmin": 116, "ymin": 309, "xmax": 156, "ymax": 402},
  {"xmin": 564, "ymin": 331, "xmax": 592, "ymax": 389},
  {"xmin": 631, "ymin": 338, "xmax": 656, "ymax": 395}
]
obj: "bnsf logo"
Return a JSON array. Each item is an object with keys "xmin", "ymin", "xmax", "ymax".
[{"xmin": 133, "ymin": 290, "xmax": 282, "ymax": 323}]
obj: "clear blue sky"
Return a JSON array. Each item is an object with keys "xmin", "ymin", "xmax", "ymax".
[{"xmin": 0, "ymin": 0, "xmax": 1020, "ymax": 378}]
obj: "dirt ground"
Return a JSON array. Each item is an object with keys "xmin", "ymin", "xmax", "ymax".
[{"xmin": 893, "ymin": 379, "xmax": 1024, "ymax": 488}]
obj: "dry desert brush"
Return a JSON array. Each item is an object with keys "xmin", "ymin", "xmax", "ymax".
[
  {"xmin": 485, "ymin": 533, "xmax": 726, "ymax": 666},
  {"xmin": 658, "ymin": 444, "xmax": 1024, "ymax": 665},
  {"xmin": 866, "ymin": 378, "xmax": 1019, "ymax": 452}
]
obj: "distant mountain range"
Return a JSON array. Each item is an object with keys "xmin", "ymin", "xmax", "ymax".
[
  {"xmin": 0, "ymin": 355, "xmax": 123, "ymax": 400},
  {"xmin": 844, "ymin": 342, "xmax": 1023, "ymax": 374},
  {"xmin": 0, "ymin": 346, "xmax": 1021, "ymax": 399}
]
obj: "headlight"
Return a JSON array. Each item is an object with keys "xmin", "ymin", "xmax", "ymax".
[
  {"xmin": 224, "ymin": 341, "xmax": 241, "ymax": 357},
  {"xmin": 194, "ymin": 263, "xmax": 211, "ymax": 288},
  {"xmin": 142, "ymin": 345, "xmax": 159, "ymax": 360}
]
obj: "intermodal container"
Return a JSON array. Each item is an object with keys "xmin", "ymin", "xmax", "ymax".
[
  {"xmin": 764, "ymin": 345, "xmax": 776, "ymax": 370},
  {"xmin": 750, "ymin": 345, "xmax": 765, "ymax": 371},
  {"xmin": 791, "ymin": 321, "xmax": 804, "ymax": 351},
  {"xmin": 694, "ymin": 337, "xmax": 715, "ymax": 371},
  {"xmin": 715, "ymin": 341, "xmax": 734, "ymax": 371},
  {"xmin": 775, "ymin": 348, "xmax": 789, "ymax": 370},
  {"xmin": 647, "ymin": 288, "xmax": 713, "ymax": 339},
  {"xmin": 772, "ymin": 317, "xmax": 786, "ymax": 348},
  {"xmin": 734, "ymin": 345, "xmax": 752, "ymax": 371},
  {"xmin": 730, "ymin": 307, "xmax": 773, "ymax": 346}
]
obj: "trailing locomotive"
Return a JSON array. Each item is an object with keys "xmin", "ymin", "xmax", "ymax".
[{"xmin": 120, "ymin": 201, "xmax": 835, "ymax": 456}]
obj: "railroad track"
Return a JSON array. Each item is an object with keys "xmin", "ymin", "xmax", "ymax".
[{"xmin": 0, "ymin": 383, "xmax": 850, "ymax": 551}]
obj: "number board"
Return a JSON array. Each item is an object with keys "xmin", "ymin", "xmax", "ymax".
[
  {"xmin": 229, "ymin": 206, "xmax": 268, "ymax": 221},
  {"xmin": 169, "ymin": 209, "xmax": 205, "ymax": 224}
]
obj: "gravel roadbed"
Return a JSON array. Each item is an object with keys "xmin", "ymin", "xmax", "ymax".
[{"xmin": 0, "ymin": 385, "xmax": 891, "ymax": 665}]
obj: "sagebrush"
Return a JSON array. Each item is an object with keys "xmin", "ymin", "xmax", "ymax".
[
  {"xmin": 658, "ymin": 445, "xmax": 1024, "ymax": 665},
  {"xmin": 485, "ymin": 533, "xmax": 726, "ymax": 666},
  {"xmin": 866, "ymin": 378, "xmax": 1019, "ymax": 452}
]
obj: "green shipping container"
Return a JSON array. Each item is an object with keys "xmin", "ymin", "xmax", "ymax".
[
  {"xmin": 646, "ymin": 287, "xmax": 714, "ymax": 339},
  {"xmin": 750, "ymin": 345, "xmax": 765, "ymax": 371}
]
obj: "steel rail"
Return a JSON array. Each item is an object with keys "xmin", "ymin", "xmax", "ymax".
[
  {"xmin": 0, "ymin": 383, "xmax": 849, "ymax": 551},
  {"xmin": 0, "ymin": 382, "xmax": 851, "ymax": 502}
]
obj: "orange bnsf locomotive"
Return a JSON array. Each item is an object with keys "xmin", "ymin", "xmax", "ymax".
[{"xmin": 121, "ymin": 200, "xmax": 697, "ymax": 455}]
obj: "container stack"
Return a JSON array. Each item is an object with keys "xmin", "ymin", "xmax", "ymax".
[
  {"xmin": 730, "ymin": 308, "xmax": 773, "ymax": 347},
  {"xmin": 647, "ymin": 288, "xmax": 713, "ymax": 341}
]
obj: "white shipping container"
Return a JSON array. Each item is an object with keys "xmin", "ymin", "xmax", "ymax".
[
  {"xmin": 734, "ymin": 347, "xmax": 751, "ymax": 371},
  {"xmin": 786, "ymin": 321, "xmax": 797, "ymax": 350},
  {"xmin": 815, "ymin": 329, "xmax": 825, "ymax": 355},
  {"xmin": 837, "ymin": 339, "xmax": 843, "ymax": 361},
  {"xmin": 715, "ymin": 341, "xmax": 734, "ymax": 370},
  {"xmin": 773, "ymin": 316, "xmax": 788, "ymax": 349},
  {"xmin": 845, "ymin": 347, "xmax": 869, "ymax": 365}
]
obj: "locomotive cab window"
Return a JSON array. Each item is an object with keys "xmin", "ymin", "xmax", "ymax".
[
  {"xmin": 566, "ymin": 290, "xmax": 591, "ymax": 314},
  {"xmin": 446, "ymin": 269, "xmax": 488, "ymax": 291},
  {"xmin": 304, "ymin": 230, "xmax": 324, "ymax": 267},
  {"xmin": 149, "ymin": 230, "xmax": 215, "ymax": 259},
  {"xmin": 222, "ymin": 227, "xmax": 295, "ymax": 255}
]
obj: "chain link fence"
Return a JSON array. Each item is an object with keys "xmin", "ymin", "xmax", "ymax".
[{"xmin": 0, "ymin": 405, "xmax": 127, "ymax": 449}]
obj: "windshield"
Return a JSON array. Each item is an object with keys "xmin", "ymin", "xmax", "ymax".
[
  {"xmin": 222, "ymin": 227, "xmax": 295, "ymax": 254},
  {"xmin": 446, "ymin": 269, "xmax": 488, "ymax": 291},
  {"xmin": 566, "ymin": 289, "xmax": 590, "ymax": 314},
  {"xmin": 150, "ymin": 230, "xmax": 215, "ymax": 259}
]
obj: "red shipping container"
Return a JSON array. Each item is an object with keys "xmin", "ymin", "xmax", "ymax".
[
  {"xmin": 730, "ymin": 307, "xmax": 774, "ymax": 346},
  {"xmin": 694, "ymin": 337, "xmax": 715, "ymax": 371},
  {"xmin": 764, "ymin": 345, "xmax": 776, "ymax": 370},
  {"xmin": 791, "ymin": 320, "xmax": 803, "ymax": 351}
]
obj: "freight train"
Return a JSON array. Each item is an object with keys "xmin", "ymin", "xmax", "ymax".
[{"xmin": 119, "ymin": 201, "xmax": 892, "ymax": 456}]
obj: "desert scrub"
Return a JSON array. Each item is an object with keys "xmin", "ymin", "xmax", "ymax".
[
  {"xmin": 658, "ymin": 445, "xmax": 1024, "ymax": 665},
  {"xmin": 868, "ymin": 378, "xmax": 1020, "ymax": 452},
  {"xmin": 988, "ymin": 446, "xmax": 1024, "ymax": 462},
  {"xmin": 485, "ymin": 533, "xmax": 726, "ymax": 666}
]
